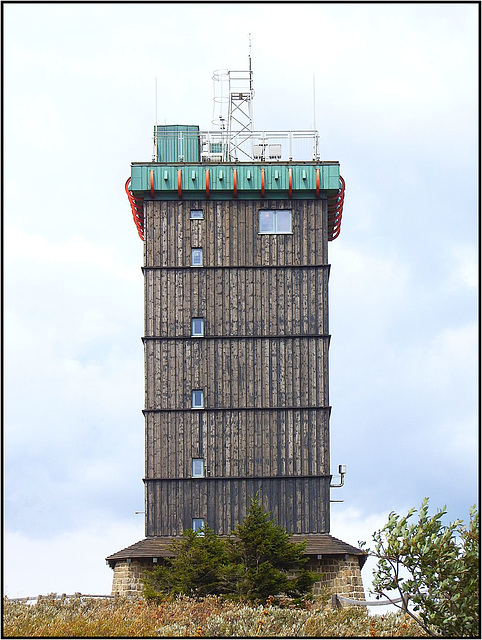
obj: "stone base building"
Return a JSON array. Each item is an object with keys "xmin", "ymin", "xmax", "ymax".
[{"xmin": 106, "ymin": 533, "xmax": 365, "ymax": 600}]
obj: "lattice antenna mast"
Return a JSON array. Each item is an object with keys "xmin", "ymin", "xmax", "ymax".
[
  {"xmin": 227, "ymin": 34, "xmax": 255, "ymax": 160},
  {"xmin": 211, "ymin": 35, "xmax": 255, "ymax": 161}
]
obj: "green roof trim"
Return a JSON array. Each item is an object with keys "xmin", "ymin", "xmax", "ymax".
[{"xmin": 130, "ymin": 162, "xmax": 340, "ymax": 200}]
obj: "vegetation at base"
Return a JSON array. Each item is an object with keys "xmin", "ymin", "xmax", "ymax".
[
  {"xmin": 143, "ymin": 527, "xmax": 232, "ymax": 599},
  {"xmin": 143, "ymin": 497, "xmax": 317, "ymax": 603},
  {"xmin": 228, "ymin": 497, "xmax": 316, "ymax": 601},
  {"xmin": 3, "ymin": 594, "xmax": 427, "ymax": 637},
  {"xmin": 360, "ymin": 499, "xmax": 479, "ymax": 638},
  {"xmin": 5, "ymin": 499, "xmax": 477, "ymax": 637}
]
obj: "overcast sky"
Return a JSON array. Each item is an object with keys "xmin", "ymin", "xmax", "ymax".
[{"xmin": 4, "ymin": 2, "xmax": 478, "ymax": 600}]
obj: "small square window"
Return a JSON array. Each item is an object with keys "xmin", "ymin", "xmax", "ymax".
[
  {"xmin": 192, "ymin": 389, "xmax": 204, "ymax": 409},
  {"xmin": 192, "ymin": 518, "xmax": 205, "ymax": 535},
  {"xmin": 192, "ymin": 459, "xmax": 205, "ymax": 478},
  {"xmin": 190, "ymin": 209, "xmax": 203, "ymax": 219},
  {"xmin": 191, "ymin": 248, "xmax": 203, "ymax": 266},
  {"xmin": 191, "ymin": 318, "xmax": 205, "ymax": 337},
  {"xmin": 258, "ymin": 209, "xmax": 292, "ymax": 234}
]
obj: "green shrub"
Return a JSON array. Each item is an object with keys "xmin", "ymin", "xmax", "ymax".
[
  {"xmin": 226, "ymin": 497, "xmax": 316, "ymax": 601},
  {"xmin": 143, "ymin": 497, "xmax": 316, "ymax": 603},
  {"xmin": 143, "ymin": 527, "xmax": 231, "ymax": 600}
]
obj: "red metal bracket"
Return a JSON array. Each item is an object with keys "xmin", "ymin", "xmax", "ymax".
[
  {"xmin": 327, "ymin": 176, "xmax": 345, "ymax": 241},
  {"xmin": 125, "ymin": 177, "xmax": 145, "ymax": 241}
]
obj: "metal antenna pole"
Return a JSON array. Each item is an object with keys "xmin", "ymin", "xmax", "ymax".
[
  {"xmin": 313, "ymin": 74, "xmax": 320, "ymax": 160},
  {"xmin": 312, "ymin": 75, "xmax": 316, "ymax": 131},
  {"xmin": 248, "ymin": 33, "xmax": 253, "ymax": 90},
  {"xmin": 153, "ymin": 76, "xmax": 158, "ymax": 161},
  {"xmin": 248, "ymin": 33, "xmax": 254, "ymax": 138}
]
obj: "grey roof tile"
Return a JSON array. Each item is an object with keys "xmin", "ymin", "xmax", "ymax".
[{"xmin": 106, "ymin": 534, "xmax": 367, "ymax": 568}]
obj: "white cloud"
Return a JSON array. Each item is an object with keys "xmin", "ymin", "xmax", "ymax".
[
  {"xmin": 446, "ymin": 244, "xmax": 478, "ymax": 292},
  {"xmin": 5, "ymin": 225, "xmax": 138, "ymax": 283},
  {"xmin": 4, "ymin": 519, "xmax": 145, "ymax": 599},
  {"xmin": 434, "ymin": 415, "xmax": 479, "ymax": 464},
  {"xmin": 394, "ymin": 321, "xmax": 478, "ymax": 399},
  {"xmin": 330, "ymin": 242, "xmax": 409, "ymax": 327},
  {"xmin": 331, "ymin": 506, "xmax": 396, "ymax": 550},
  {"xmin": 6, "ymin": 94, "xmax": 65, "ymax": 151}
]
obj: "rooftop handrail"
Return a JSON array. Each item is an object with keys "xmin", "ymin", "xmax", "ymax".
[
  {"xmin": 153, "ymin": 128, "xmax": 319, "ymax": 138},
  {"xmin": 153, "ymin": 128, "xmax": 320, "ymax": 162}
]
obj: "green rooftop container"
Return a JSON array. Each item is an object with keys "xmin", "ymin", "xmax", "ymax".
[{"xmin": 155, "ymin": 125, "xmax": 200, "ymax": 163}]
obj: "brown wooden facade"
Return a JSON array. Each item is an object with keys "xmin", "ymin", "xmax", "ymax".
[{"xmin": 143, "ymin": 198, "xmax": 331, "ymax": 536}]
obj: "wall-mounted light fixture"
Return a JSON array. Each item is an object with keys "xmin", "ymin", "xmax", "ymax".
[{"xmin": 330, "ymin": 464, "xmax": 346, "ymax": 488}]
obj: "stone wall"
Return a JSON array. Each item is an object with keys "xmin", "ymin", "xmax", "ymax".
[
  {"xmin": 111, "ymin": 554, "xmax": 365, "ymax": 601},
  {"xmin": 111, "ymin": 559, "xmax": 154, "ymax": 597},
  {"xmin": 306, "ymin": 554, "xmax": 365, "ymax": 601}
]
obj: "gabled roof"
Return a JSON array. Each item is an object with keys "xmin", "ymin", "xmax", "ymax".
[{"xmin": 106, "ymin": 533, "xmax": 366, "ymax": 568}]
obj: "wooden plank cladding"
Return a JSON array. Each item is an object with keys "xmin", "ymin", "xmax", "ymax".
[
  {"xmin": 144, "ymin": 337, "xmax": 329, "ymax": 410},
  {"xmin": 143, "ymin": 266, "xmax": 329, "ymax": 337},
  {"xmin": 144, "ymin": 199, "xmax": 328, "ymax": 269},
  {"xmin": 145, "ymin": 409, "xmax": 329, "ymax": 480},
  {"xmin": 145, "ymin": 476, "xmax": 331, "ymax": 537},
  {"xmin": 143, "ymin": 197, "xmax": 332, "ymax": 538}
]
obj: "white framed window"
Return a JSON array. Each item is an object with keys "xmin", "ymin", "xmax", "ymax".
[
  {"xmin": 190, "ymin": 209, "xmax": 203, "ymax": 219},
  {"xmin": 192, "ymin": 458, "xmax": 205, "ymax": 478},
  {"xmin": 191, "ymin": 248, "xmax": 203, "ymax": 266},
  {"xmin": 191, "ymin": 318, "xmax": 204, "ymax": 337},
  {"xmin": 192, "ymin": 389, "xmax": 204, "ymax": 409},
  {"xmin": 259, "ymin": 209, "xmax": 292, "ymax": 234},
  {"xmin": 192, "ymin": 518, "xmax": 205, "ymax": 535}
]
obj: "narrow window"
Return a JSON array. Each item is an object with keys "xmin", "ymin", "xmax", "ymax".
[
  {"xmin": 259, "ymin": 209, "xmax": 275, "ymax": 233},
  {"xmin": 191, "ymin": 318, "xmax": 204, "ymax": 337},
  {"xmin": 258, "ymin": 209, "xmax": 292, "ymax": 234},
  {"xmin": 190, "ymin": 209, "xmax": 203, "ymax": 219},
  {"xmin": 275, "ymin": 209, "xmax": 292, "ymax": 233},
  {"xmin": 191, "ymin": 248, "xmax": 203, "ymax": 266},
  {"xmin": 192, "ymin": 518, "xmax": 205, "ymax": 535},
  {"xmin": 192, "ymin": 389, "xmax": 204, "ymax": 409},
  {"xmin": 192, "ymin": 458, "xmax": 205, "ymax": 478}
]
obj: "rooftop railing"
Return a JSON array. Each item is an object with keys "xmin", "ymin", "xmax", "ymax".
[{"xmin": 153, "ymin": 129, "xmax": 320, "ymax": 163}]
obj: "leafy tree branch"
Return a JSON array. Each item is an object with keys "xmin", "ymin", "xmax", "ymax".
[{"xmin": 359, "ymin": 499, "xmax": 479, "ymax": 637}]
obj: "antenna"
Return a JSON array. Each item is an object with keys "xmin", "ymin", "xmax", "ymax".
[
  {"xmin": 153, "ymin": 77, "xmax": 158, "ymax": 161},
  {"xmin": 312, "ymin": 74, "xmax": 320, "ymax": 160},
  {"xmin": 154, "ymin": 76, "xmax": 157, "ymax": 127},
  {"xmin": 248, "ymin": 33, "xmax": 253, "ymax": 90},
  {"xmin": 312, "ymin": 75, "xmax": 316, "ymax": 131},
  {"xmin": 210, "ymin": 35, "xmax": 255, "ymax": 162}
]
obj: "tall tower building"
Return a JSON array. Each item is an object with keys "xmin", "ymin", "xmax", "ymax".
[{"xmin": 107, "ymin": 61, "xmax": 366, "ymax": 597}]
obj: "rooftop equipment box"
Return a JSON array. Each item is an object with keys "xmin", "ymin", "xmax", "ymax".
[{"xmin": 155, "ymin": 124, "xmax": 200, "ymax": 163}]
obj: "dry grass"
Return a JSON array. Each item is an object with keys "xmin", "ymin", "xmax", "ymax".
[{"xmin": 3, "ymin": 594, "xmax": 427, "ymax": 637}]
